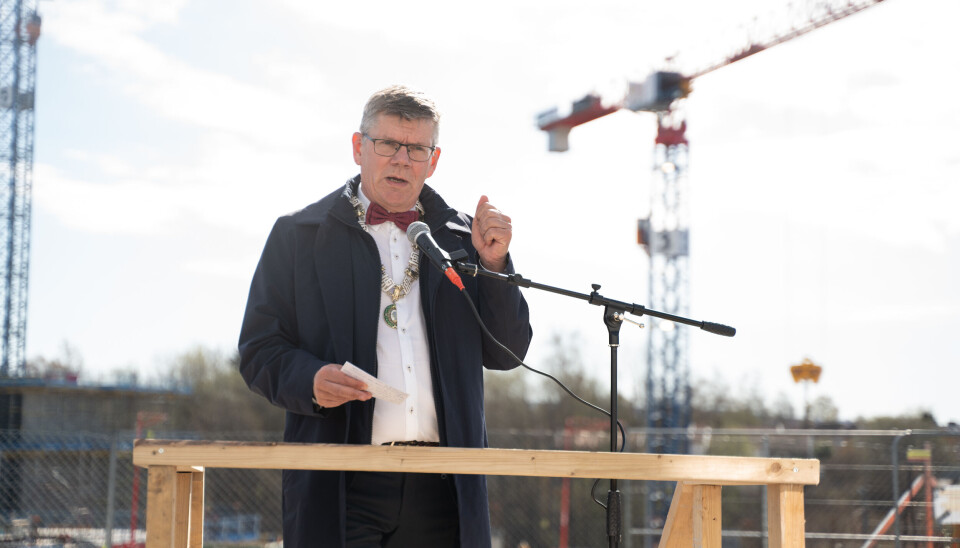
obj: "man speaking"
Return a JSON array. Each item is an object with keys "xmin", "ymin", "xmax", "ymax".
[{"xmin": 239, "ymin": 85, "xmax": 533, "ymax": 547}]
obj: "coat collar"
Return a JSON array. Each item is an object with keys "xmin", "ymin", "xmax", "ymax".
[{"xmin": 293, "ymin": 175, "xmax": 459, "ymax": 232}]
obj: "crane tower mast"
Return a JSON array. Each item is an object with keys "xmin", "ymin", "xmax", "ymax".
[
  {"xmin": 536, "ymin": 0, "xmax": 887, "ymax": 540},
  {"xmin": 0, "ymin": 0, "xmax": 39, "ymax": 377}
]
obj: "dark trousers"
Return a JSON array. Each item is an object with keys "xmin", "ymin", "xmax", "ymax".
[{"xmin": 345, "ymin": 471, "xmax": 459, "ymax": 548}]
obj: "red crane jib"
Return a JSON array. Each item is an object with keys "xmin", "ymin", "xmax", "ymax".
[{"xmin": 539, "ymin": 101, "xmax": 621, "ymax": 131}]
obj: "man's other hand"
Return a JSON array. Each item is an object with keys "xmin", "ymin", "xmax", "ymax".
[
  {"xmin": 471, "ymin": 195, "xmax": 512, "ymax": 272},
  {"xmin": 313, "ymin": 363, "xmax": 372, "ymax": 408}
]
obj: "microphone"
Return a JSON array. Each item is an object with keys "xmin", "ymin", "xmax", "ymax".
[
  {"xmin": 700, "ymin": 321, "xmax": 736, "ymax": 337},
  {"xmin": 406, "ymin": 221, "xmax": 465, "ymax": 290}
]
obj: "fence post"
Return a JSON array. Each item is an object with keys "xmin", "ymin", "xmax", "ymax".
[
  {"xmin": 105, "ymin": 432, "xmax": 119, "ymax": 548},
  {"xmin": 624, "ymin": 480, "xmax": 632, "ymax": 548},
  {"xmin": 892, "ymin": 432, "xmax": 907, "ymax": 548},
  {"xmin": 761, "ymin": 434, "xmax": 770, "ymax": 548}
]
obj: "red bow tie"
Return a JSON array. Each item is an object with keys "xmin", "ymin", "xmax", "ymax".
[{"xmin": 365, "ymin": 202, "xmax": 419, "ymax": 232}]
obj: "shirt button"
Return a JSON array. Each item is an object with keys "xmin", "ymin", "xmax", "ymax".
[
  {"xmin": 407, "ymin": 365, "xmax": 412, "ymax": 372},
  {"xmin": 409, "ymin": 407, "xmax": 414, "ymax": 414},
  {"xmin": 394, "ymin": 254, "xmax": 399, "ymax": 260},
  {"xmin": 401, "ymin": 328, "xmax": 407, "ymax": 334}
]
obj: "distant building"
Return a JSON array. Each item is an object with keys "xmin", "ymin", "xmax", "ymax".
[
  {"xmin": 0, "ymin": 377, "xmax": 182, "ymax": 434},
  {"xmin": 0, "ymin": 377, "xmax": 186, "ymax": 522}
]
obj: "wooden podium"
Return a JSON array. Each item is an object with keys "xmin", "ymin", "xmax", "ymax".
[{"xmin": 133, "ymin": 440, "xmax": 819, "ymax": 548}]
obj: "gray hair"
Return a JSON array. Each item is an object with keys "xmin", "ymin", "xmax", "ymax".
[{"xmin": 359, "ymin": 85, "xmax": 441, "ymax": 145}]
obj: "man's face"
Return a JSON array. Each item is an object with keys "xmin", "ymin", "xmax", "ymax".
[{"xmin": 353, "ymin": 113, "xmax": 440, "ymax": 213}]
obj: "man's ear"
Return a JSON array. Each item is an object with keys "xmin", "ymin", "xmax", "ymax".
[
  {"xmin": 426, "ymin": 146, "xmax": 441, "ymax": 178},
  {"xmin": 352, "ymin": 133, "xmax": 363, "ymax": 165}
]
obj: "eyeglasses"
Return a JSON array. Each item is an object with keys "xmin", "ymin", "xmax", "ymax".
[{"xmin": 363, "ymin": 134, "xmax": 436, "ymax": 162}]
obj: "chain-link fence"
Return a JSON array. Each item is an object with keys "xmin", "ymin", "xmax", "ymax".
[
  {"xmin": 487, "ymin": 427, "xmax": 960, "ymax": 548},
  {"xmin": 1, "ymin": 428, "xmax": 958, "ymax": 547},
  {"xmin": 0, "ymin": 430, "xmax": 282, "ymax": 547}
]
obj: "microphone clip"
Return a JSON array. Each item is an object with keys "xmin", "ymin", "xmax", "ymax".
[{"xmin": 447, "ymin": 248, "xmax": 469, "ymax": 264}]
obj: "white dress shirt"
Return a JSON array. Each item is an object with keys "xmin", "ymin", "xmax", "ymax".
[{"xmin": 357, "ymin": 189, "xmax": 440, "ymax": 445}]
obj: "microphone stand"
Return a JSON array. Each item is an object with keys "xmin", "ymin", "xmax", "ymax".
[{"xmin": 452, "ymin": 258, "xmax": 735, "ymax": 548}]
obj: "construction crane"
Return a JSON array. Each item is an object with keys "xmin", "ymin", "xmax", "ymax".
[
  {"xmin": 0, "ymin": 0, "xmax": 40, "ymax": 377},
  {"xmin": 536, "ymin": 0, "xmax": 887, "ymax": 541}
]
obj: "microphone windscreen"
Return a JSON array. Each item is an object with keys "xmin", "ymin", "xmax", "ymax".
[
  {"xmin": 406, "ymin": 221, "xmax": 430, "ymax": 244},
  {"xmin": 701, "ymin": 321, "xmax": 736, "ymax": 337}
]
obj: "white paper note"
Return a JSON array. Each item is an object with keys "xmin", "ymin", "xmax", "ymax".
[{"xmin": 340, "ymin": 361, "xmax": 409, "ymax": 405}]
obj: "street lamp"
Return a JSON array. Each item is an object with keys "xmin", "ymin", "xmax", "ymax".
[{"xmin": 790, "ymin": 358, "xmax": 822, "ymax": 427}]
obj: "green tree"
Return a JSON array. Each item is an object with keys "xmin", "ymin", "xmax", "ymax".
[
  {"xmin": 856, "ymin": 410, "xmax": 938, "ymax": 430},
  {"xmin": 163, "ymin": 346, "xmax": 283, "ymax": 433},
  {"xmin": 809, "ymin": 394, "xmax": 839, "ymax": 424},
  {"xmin": 24, "ymin": 340, "xmax": 84, "ymax": 381}
]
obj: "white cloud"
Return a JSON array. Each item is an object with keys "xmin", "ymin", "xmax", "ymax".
[
  {"xmin": 34, "ymin": 163, "xmax": 183, "ymax": 235},
  {"xmin": 115, "ymin": 0, "xmax": 190, "ymax": 25},
  {"xmin": 46, "ymin": 0, "xmax": 326, "ymax": 150},
  {"xmin": 35, "ymin": 131, "xmax": 342, "ymax": 238},
  {"xmin": 251, "ymin": 53, "xmax": 331, "ymax": 101}
]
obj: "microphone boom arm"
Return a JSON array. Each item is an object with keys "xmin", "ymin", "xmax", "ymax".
[
  {"xmin": 453, "ymin": 260, "xmax": 735, "ymax": 337},
  {"xmin": 452, "ymin": 252, "xmax": 733, "ymax": 548}
]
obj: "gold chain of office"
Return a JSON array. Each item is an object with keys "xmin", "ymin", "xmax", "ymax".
[{"xmin": 342, "ymin": 183, "xmax": 424, "ymax": 329}]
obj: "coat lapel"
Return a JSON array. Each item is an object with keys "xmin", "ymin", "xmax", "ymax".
[
  {"xmin": 310, "ymin": 189, "xmax": 380, "ymax": 368},
  {"xmin": 349, "ymin": 234, "xmax": 382, "ymax": 374},
  {"xmin": 312, "ymin": 223, "xmax": 353, "ymax": 363}
]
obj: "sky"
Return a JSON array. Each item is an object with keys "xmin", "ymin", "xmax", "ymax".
[{"xmin": 25, "ymin": 0, "xmax": 960, "ymax": 424}]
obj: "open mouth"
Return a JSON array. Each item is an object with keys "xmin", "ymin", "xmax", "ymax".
[{"xmin": 386, "ymin": 176, "xmax": 408, "ymax": 184}]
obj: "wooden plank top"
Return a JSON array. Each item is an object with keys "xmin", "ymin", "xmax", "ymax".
[{"xmin": 133, "ymin": 440, "xmax": 819, "ymax": 486}]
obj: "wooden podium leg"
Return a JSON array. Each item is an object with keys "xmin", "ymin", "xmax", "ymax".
[
  {"xmin": 693, "ymin": 485, "xmax": 722, "ymax": 548},
  {"xmin": 145, "ymin": 466, "xmax": 205, "ymax": 548},
  {"xmin": 659, "ymin": 483, "xmax": 722, "ymax": 548},
  {"xmin": 146, "ymin": 465, "xmax": 176, "ymax": 548},
  {"xmin": 174, "ymin": 469, "xmax": 206, "ymax": 548},
  {"xmin": 189, "ymin": 470, "xmax": 205, "ymax": 547},
  {"xmin": 659, "ymin": 482, "xmax": 694, "ymax": 548},
  {"xmin": 767, "ymin": 484, "xmax": 806, "ymax": 548},
  {"xmin": 174, "ymin": 472, "xmax": 192, "ymax": 547}
]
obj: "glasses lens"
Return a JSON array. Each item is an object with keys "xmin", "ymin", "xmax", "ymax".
[
  {"xmin": 372, "ymin": 139, "xmax": 400, "ymax": 157},
  {"xmin": 406, "ymin": 145, "xmax": 432, "ymax": 162}
]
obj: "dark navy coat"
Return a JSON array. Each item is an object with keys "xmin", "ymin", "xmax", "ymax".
[{"xmin": 238, "ymin": 176, "xmax": 532, "ymax": 548}]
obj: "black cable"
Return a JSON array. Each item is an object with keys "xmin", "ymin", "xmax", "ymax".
[
  {"xmin": 591, "ymin": 478, "xmax": 605, "ymax": 508},
  {"xmin": 458, "ymin": 287, "xmax": 626, "ymax": 510}
]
